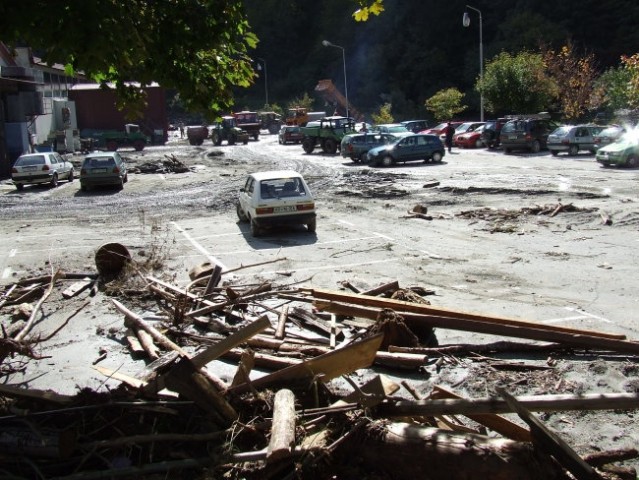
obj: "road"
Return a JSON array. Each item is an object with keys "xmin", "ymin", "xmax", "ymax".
[{"xmin": 1, "ymin": 132, "xmax": 639, "ymax": 461}]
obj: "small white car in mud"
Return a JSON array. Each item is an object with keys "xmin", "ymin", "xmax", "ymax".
[
  {"xmin": 11, "ymin": 152, "xmax": 74, "ymax": 190},
  {"xmin": 236, "ymin": 170, "xmax": 316, "ymax": 236}
]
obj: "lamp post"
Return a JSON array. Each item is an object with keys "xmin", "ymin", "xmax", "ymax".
[
  {"xmin": 256, "ymin": 57, "xmax": 268, "ymax": 107},
  {"xmin": 463, "ymin": 5, "xmax": 484, "ymax": 122},
  {"xmin": 322, "ymin": 40, "xmax": 349, "ymax": 119}
]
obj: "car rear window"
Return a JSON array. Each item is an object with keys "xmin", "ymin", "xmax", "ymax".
[
  {"xmin": 85, "ymin": 157, "xmax": 116, "ymax": 167},
  {"xmin": 259, "ymin": 178, "xmax": 308, "ymax": 199},
  {"xmin": 552, "ymin": 126, "xmax": 572, "ymax": 135},
  {"xmin": 15, "ymin": 155, "xmax": 45, "ymax": 166}
]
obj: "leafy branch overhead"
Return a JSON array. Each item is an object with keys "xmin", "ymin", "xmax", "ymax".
[
  {"xmin": 353, "ymin": 0, "xmax": 385, "ymax": 21},
  {"xmin": 0, "ymin": 0, "xmax": 258, "ymax": 118}
]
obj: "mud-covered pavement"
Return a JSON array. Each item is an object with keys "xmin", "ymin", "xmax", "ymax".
[{"xmin": 2, "ymin": 131, "xmax": 639, "ymax": 467}]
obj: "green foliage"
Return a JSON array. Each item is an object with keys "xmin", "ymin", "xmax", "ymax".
[
  {"xmin": 371, "ymin": 103, "xmax": 394, "ymax": 124},
  {"xmin": 353, "ymin": 0, "xmax": 384, "ymax": 21},
  {"xmin": 621, "ymin": 54, "xmax": 639, "ymax": 109},
  {"xmin": 287, "ymin": 93, "xmax": 314, "ymax": 112},
  {"xmin": 425, "ymin": 88, "xmax": 467, "ymax": 121},
  {"xmin": 479, "ymin": 51, "xmax": 558, "ymax": 115},
  {"xmin": 0, "ymin": 1, "xmax": 257, "ymax": 119},
  {"xmin": 595, "ymin": 67, "xmax": 633, "ymax": 112}
]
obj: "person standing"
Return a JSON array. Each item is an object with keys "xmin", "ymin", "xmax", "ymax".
[{"xmin": 444, "ymin": 122, "xmax": 455, "ymax": 153}]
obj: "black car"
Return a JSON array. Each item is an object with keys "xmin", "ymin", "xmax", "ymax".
[
  {"xmin": 481, "ymin": 118, "xmax": 508, "ymax": 149},
  {"xmin": 500, "ymin": 115, "xmax": 560, "ymax": 153},
  {"xmin": 401, "ymin": 120, "xmax": 429, "ymax": 133}
]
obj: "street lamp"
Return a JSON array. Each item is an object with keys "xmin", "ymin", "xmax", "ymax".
[
  {"xmin": 256, "ymin": 57, "xmax": 268, "ymax": 107},
  {"xmin": 463, "ymin": 5, "xmax": 484, "ymax": 122},
  {"xmin": 322, "ymin": 40, "xmax": 349, "ymax": 119}
]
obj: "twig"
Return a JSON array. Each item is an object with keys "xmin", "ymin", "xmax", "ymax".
[{"xmin": 15, "ymin": 270, "xmax": 62, "ymax": 341}]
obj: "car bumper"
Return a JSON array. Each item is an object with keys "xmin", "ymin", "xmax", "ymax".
[
  {"xmin": 12, "ymin": 173, "xmax": 54, "ymax": 185},
  {"xmin": 253, "ymin": 212, "xmax": 316, "ymax": 227},
  {"xmin": 80, "ymin": 175, "xmax": 124, "ymax": 186}
]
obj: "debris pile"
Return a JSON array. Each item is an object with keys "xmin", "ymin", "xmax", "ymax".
[
  {"xmin": 131, "ymin": 154, "xmax": 192, "ymax": 174},
  {"xmin": 1, "ymin": 256, "xmax": 639, "ymax": 479}
]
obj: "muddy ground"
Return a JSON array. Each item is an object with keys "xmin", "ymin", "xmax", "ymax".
[{"xmin": 1, "ymin": 130, "xmax": 639, "ymax": 471}]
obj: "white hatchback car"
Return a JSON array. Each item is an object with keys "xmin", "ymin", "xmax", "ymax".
[
  {"xmin": 237, "ymin": 170, "xmax": 316, "ymax": 236},
  {"xmin": 11, "ymin": 151, "xmax": 75, "ymax": 190}
]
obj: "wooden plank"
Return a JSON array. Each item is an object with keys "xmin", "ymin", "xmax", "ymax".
[
  {"xmin": 303, "ymin": 287, "xmax": 627, "ymax": 340},
  {"xmin": 266, "ymin": 389, "xmax": 297, "ymax": 462},
  {"xmin": 497, "ymin": 387, "xmax": 603, "ymax": 480},
  {"xmin": 93, "ymin": 365, "xmax": 146, "ymax": 389},
  {"xmin": 229, "ymin": 333, "xmax": 384, "ymax": 394},
  {"xmin": 376, "ymin": 392, "xmax": 639, "ymax": 417},
  {"xmin": 332, "ymin": 374, "xmax": 400, "ymax": 408},
  {"xmin": 431, "ymin": 385, "xmax": 531, "ymax": 442},
  {"xmin": 61, "ymin": 278, "xmax": 93, "ymax": 298},
  {"xmin": 314, "ymin": 301, "xmax": 639, "ymax": 355},
  {"xmin": 275, "ymin": 305, "xmax": 289, "ymax": 340},
  {"xmin": 190, "ymin": 315, "xmax": 270, "ymax": 369},
  {"xmin": 0, "ymin": 384, "xmax": 73, "ymax": 404}
]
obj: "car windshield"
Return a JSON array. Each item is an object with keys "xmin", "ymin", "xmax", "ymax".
[
  {"xmin": 599, "ymin": 126, "xmax": 624, "ymax": 137},
  {"xmin": 15, "ymin": 155, "xmax": 45, "ymax": 166},
  {"xmin": 551, "ymin": 126, "xmax": 573, "ymax": 136},
  {"xmin": 259, "ymin": 177, "xmax": 307, "ymax": 199},
  {"xmin": 378, "ymin": 125, "xmax": 409, "ymax": 133}
]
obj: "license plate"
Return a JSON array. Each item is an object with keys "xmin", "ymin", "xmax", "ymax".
[
  {"xmin": 274, "ymin": 206, "xmax": 296, "ymax": 213},
  {"xmin": 92, "ymin": 168, "xmax": 108, "ymax": 173},
  {"xmin": 23, "ymin": 166, "xmax": 37, "ymax": 171}
]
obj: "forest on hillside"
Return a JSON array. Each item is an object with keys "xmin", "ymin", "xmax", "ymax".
[{"xmin": 236, "ymin": 0, "xmax": 639, "ymax": 121}]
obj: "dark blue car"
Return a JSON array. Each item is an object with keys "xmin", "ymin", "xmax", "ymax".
[{"xmin": 367, "ymin": 134, "xmax": 446, "ymax": 167}]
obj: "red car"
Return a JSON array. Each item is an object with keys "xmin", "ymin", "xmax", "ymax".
[
  {"xmin": 454, "ymin": 124, "xmax": 486, "ymax": 148},
  {"xmin": 419, "ymin": 121, "xmax": 463, "ymax": 135}
]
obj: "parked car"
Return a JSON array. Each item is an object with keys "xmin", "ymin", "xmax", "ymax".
[
  {"xmin": 500, "ymin": 115, "xmax": 560, "ymax": 153},
  {"xmin": 593, "ymin": 125, "xmax": 626, "ymax": 148},
  {"xmin": 372, "ymin": 123, "xmax": 410, "ymax": 134},
  {"xmin": 278, "ymin": 125, "xmax": 303, "ymax": 144},
  {"xmin": 401, "ymin": 120, "xmax": 429, "ymax": 133},
  {"xmin": 236, "ymin": 170, "xmax": 316, "ymax": 236},
  {"xmin": 481, "ymin": 118, "xmax": 509, "ymax": 148},
  {"xmin": 80, "ymin": 151, "xmax": 128, "ymax": 191},
  {"xmin": 446, "ymin": 121, "xmax": 484, "ymax": 143},
  {"xmin": 11, "ymin": 151, "xmax": 75, "ymax": 190},
  {"xmin": 454, "ymin": 124, "xmax": 485, "ymax": 148},
  {"xmin": 596, "ymin": 134, "xmax": 639, "ymax": 168},
  {"xmin": 341, "ymin": 132, "xmax": 413, "ymax": 163},
  {"xmin": 547, "ymin": 125, "xmax": 604, "ymax": 156},
  {"xmin": 420, "ymin": 121, "xmax": 463, "ymax": 135},
  {"xmin": 366, "ymin": 134, "xmax": 445, "ymax": 167}
]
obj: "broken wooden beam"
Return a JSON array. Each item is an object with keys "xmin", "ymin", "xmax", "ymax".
[{"xmin": 376, "ymin": 392, "xmax": 639, "ymax": 417}]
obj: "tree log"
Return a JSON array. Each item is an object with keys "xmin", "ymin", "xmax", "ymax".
[{"xmin": 267, "ymin": 389, "xmax": 296, "ymax": 462}]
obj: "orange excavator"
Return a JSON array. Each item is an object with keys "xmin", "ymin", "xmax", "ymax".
[{"xmin": 314, "ymin": 79, "xmax": 364, "ymax": 122}]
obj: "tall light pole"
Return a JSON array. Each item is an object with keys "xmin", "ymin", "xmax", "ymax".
[
  {"xmin": 322, "ymin": 40, "xmax": 349, "ymax": 119},
  {"xmin": 463, "ymin": 5, "xmax": 484, "ymax": 122},
  {"xmin": 256, "ymin": 57, "xmax": 268, "ymax": 107}
]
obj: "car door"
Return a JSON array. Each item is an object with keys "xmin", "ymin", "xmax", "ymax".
[
  {"xmin": 53, "ymin": 152, "xmax": 70, "ymax": 177},
  {"xmin": 239, "ymin": 176, "xmax": 254, "ymax": 215},
  {"xmin": 399, "ymin": 136, "xmax": 418, "ymax": 161}
]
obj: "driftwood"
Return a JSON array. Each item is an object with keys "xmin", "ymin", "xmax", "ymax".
[
  {"xmin": 266, "ymin": 389, "xmax": 296, "ymax": 462},
  {"xmin": 335, "ymin": 421, "xmax": 568, "ymax": 480},
  {"xmin": 498, "ymin": 387, "xmax": 603, "ymax": 480}
]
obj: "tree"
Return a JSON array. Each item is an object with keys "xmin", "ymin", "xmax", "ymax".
[
  {"xmin": 594, "ymin": 66, "xmax": 634, "ymax": 113},
  {"xmin": 621, "ymin": 53, "xmax": 639, "ymax": 109},
  {"xmin": 0, "ymin": 1, "xmax": 258, "ymax": 117},
  {"xmin": 371, "ymin": 102, "xmax": 394, "ymax": 124},
  {"xmin": 478, "ymin": 51, "xmax": 557, "ymax": 115},
  {"xmin": 287, "ymin": 93, "xmax": 314, "ymax": 112},
  {"xmin": 425, "ymin": 88, "xmax": 466, "ymax": 122},
  {"xmin": 543, "ymin": 43, "xmax": 599, "ymax": 121}
]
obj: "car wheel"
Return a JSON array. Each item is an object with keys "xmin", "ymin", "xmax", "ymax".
[
  {"xmin": 302, "ymin": 138, "xmax": 315, "ymax": 154},
  {"xmin": 359, "ymin": 152, "xmax": 368, "ymax": 163},
  {"xmin": 324, "ymin": 138, "xmax": 337, "ymax": 154},
  {"xmin": 15, "ymin": 184, "xmax": 24, "ymax": 191},
  {"xmin": 382, "ymin": 155, "xmax": 394, "ymax": 167},
  {"xmin": 68, "ymin": 169, "xmax": 74, "ymax": 182},
  {"xmin": 212, "ymin": 134, "xmax": 222, "ymax": 146},
  {"xmin": 117, "ymin": 179, "xmax": 124, "ymax": 190},
  {"xmin": 250, "ymin": 219, "xmax": 261, "ymax": 237},
  {"xmin": 432, "ymin": 151, "xmax": 443, "ymax": 163},
  {"xmin": 307, "ymin": 218, "xmax": 316, "ymax": 233},
  {"xmin": 228, "ymin": 136, "xmax": 236, "ymax": 145},
  {"xmin": 106, "ymin": 140, "xmax": 119, "ymax": 151},
  {"xmin": 236, "ymin": 203, "xmax": 248, "ymax": 222},
  {"xmin": 50, "ymin": 174, "xmax": 59, "ymax": 188},
  {"xmin": 278, "ymin": 138, "xmax": 283, "ymax": 144},
  {"xmin": 133, "ymin": 140, "xmax": 145, "ymax": 151},
  {"xmin": 475, "ymin": 139, "xmax": 483, "ymax": 148},
  {"xmin": 504, "ymin": 147, "xmax": 511, "ymax": 154},
  {"xmin": 531, "ymin": 140, "xmax": 541, "ymax": 153},
  {"xmin": 568, "ymin": 145, "xmax": 579, "ymax": 156},
  {"xmin": 627, "ymin": 155, "xmax": 639, "ymax": 168},
  {"xmin": 551, "ymin": 150, "xmax": 559, "ymax": 157}
]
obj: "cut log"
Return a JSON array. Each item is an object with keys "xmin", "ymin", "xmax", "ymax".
[
  {"xmin": 266, "ymin": 389, "xmax": 297, "ymax": 462},
  {"xmin": 333, "ymin": 421, "xmax": 567, "ymax": 480},
  {"xmin": 275, "ymin": 305, "xmax": 289, "ymax": 339},
  {"xmin": 134, "ymin": 326, "xmax": 160, "ymax": 360}
]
